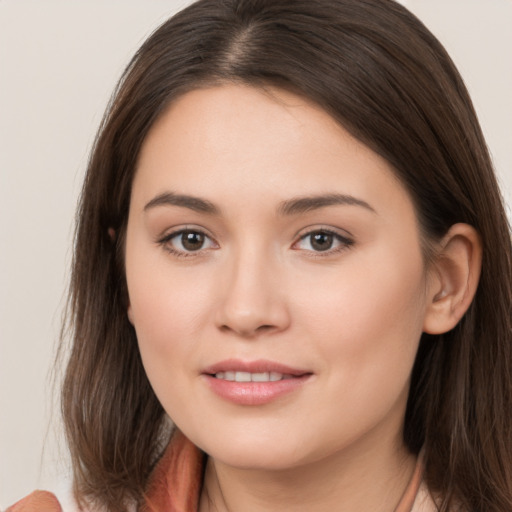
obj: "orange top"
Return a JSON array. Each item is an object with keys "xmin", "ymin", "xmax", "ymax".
[
  {"xmin": 6, "ymin": 432, "xmax": 432, "ymax": 512},
  {"xmin": 6, "ymin": 490, "xmax": 63, "ymax": 512}
]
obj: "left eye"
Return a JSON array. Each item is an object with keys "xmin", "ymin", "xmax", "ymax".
[
  {"xmin": 294, "ymin": 230, "xmax": 352, "ymax": 252},
  {"xmin": 166, "ymin": 229, "xmax": 216, "ymax": 253}
]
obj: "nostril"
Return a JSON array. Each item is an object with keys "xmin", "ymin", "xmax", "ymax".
[
  {"xmin": 218, "ymin": 323, "xmax": 277, "ymax": 337},
  {"xmin": 215, "ymin": 292, "xmax": 291, "ymax": 337},
  {"xmin": 256, "ymin": 324, "xmax": 275, "ymax": 333}
]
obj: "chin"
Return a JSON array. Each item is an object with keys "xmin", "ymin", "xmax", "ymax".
[
  {"xmin": 192, "ymin": 430, "xmax": 310, "ymax": 471},
  {"xmin": 212, "ymin": 448, "xmax": 305, "ymax": 471}
]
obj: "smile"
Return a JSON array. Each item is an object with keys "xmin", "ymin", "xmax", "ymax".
[
  {"xmin": 213, "ymin": 371, "xmax": 294, "ymax": 382},
  {"xmin": 202, "ymin": 359, "xmax": 312, "ymax": 405}
]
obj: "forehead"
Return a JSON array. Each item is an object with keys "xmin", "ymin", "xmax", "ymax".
[{"xmin": 133, "ymin": 84, "xmax": 413, "ymax": 219}]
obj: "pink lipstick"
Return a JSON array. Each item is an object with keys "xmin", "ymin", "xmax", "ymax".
[{"xmin": 202, "ymin": 359, "xmax": 312, "ymax": 405}]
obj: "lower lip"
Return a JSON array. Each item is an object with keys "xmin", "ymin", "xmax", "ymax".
[{"xmin": 203, "ymin": 375, "xmax": 311, "ymax": 405}]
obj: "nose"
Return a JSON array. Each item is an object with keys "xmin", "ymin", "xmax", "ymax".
[{"xmin": 214, "ymin": 250, "xmax": 291, "ymax": 338}]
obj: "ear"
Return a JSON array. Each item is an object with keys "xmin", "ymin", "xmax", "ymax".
[
  {"xmin": 423, "ymin": 223, "xmax": 482, "ymax": 334},
  {"xmin": 127, "ymin": 304, "xmax": 134, "ymax": 325}
]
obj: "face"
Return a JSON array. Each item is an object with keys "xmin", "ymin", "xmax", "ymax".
[{"xmin": 125, "ymin": 84, "xmax": 434, "ymax": 471}]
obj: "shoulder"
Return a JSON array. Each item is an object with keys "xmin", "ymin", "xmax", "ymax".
[
  {"xmin": 5, "ymin": 487, "xmax": 88, "ymax": 512},
  {"xmin": 5, "ymin": 491, "xmax": 63, "ymax": 512}
]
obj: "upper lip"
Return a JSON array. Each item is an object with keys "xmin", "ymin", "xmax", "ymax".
[{"xmin": 202, "ymin": 359, "xmax": 311, "ymax": 376}]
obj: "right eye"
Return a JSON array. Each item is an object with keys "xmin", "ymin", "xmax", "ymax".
[{"xmin": 159, "ymin": 229, "xmax": 217, "ymax": 257}]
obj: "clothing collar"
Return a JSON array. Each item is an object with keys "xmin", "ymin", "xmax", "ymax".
[
  {"xmin": 141, "ymin": 430, "xmax": 205, "ymax": 512},
  {"xmin": 141, "ymin": 431, "xmax": 425, "ymax": 512}
]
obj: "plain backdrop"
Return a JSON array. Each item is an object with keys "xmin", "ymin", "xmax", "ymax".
[{"xmin": 1, "ymin": 0, "xmax": 511, "ymax": 507}]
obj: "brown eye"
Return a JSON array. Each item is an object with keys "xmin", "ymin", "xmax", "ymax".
[
  {"xmin": 294, "ymin": 229, "xmax": 354, "ymax": 254},
  {"xmin": 161, "ymin": 228, "xmax": 216, "ymax": 256},
  {"xmin": 180, "ymin": 230, "xmax": 205, "ymax": 251},
  {"xmin": 310, "ymin": 232, "xmax": 334, "ymax": 251}
]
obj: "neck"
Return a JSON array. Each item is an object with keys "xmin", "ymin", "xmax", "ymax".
[{"xmin": 199, "ymin": 433, "xmax": 416, "ymax": 512}]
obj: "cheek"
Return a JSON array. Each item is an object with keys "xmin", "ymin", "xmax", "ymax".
[
  {"xmin": 284, "ymin": 249, "xmax": 427, "ymax": 448},
  {"xmin": 130, "ymin": 281, "xmax": 205, "ymax": 340},
  {"xmin": 125, "ymin": 244, "xmax": 214, "ymax": 381},
  {"xmin": 126, "ymin": 264, "xmax": 215, "ymax": 417},
  {"xmin": 293, "ymin": 245, "xmax": 427, "ymax": 388}
]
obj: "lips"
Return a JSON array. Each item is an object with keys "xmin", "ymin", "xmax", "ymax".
[
  {"xmin": 213, "ymin": 371, "xmax": 293, "ymax": 382},
  {"xmin": 202, "ymin": 359, "xmax": 312, "ymax": 405}
]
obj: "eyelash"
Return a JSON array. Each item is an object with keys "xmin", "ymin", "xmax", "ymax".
[
  {"xmin": 157, "ymin": 227, "xmax": 218, "ymax": 258},
  {"xmin": 157, "ymin": 227, "xmax": 354, "ymax": 258},
  {"xmin": 293, "ymin": 228, "xmax": 354, "ymax": 257}
]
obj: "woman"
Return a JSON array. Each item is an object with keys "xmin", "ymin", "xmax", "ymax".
[{"xmin": 8, "ymin": 0, "xmax": 512, "ymax": 511}]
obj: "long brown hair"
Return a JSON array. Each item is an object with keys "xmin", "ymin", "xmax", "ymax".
[{"xmin": 62, "ymin": 0, "xmax": 512, "ymax": 510}]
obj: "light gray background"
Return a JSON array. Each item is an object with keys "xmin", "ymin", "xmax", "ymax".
[{"xmin": 1, "ymin": 0, "xmax": 511, "ymax": 507}]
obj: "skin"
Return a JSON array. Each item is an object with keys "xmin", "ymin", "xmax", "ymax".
[{"xmin": 125, "ymin": 84, "xmax": 459, "ymax": 511}]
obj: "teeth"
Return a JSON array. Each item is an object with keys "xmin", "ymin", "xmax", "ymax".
[
  {"xmin": 214, "ymin": 371, "xmax": 286, "ymax": 382},
  {"xmin": 251, "ymin": 372, "xmax": 270, "ymax": 382},
  {"xmin": 236, "ymin": 371, "xmax": 252, "ymax": 382}
]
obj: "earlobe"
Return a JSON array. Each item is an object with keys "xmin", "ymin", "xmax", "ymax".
[
  {"xmin": 127, "ymin": 304, "xmax": 134, "ymax": 325},
  {"xmin": 423, "ymin": 223, "xmax": 482, "ymax": 335}
]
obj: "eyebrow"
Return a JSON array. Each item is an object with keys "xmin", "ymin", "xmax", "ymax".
[
  {"xmin": 277, "ymin": 194, "xmax": 376, "ymax": 216},
  {"xmin": 143, "ymin": 191, "xmax": 376, "ymax": 216},
  {"xmin": 144, "ymin": 192, "xmax": 220, "ymax": 215}
]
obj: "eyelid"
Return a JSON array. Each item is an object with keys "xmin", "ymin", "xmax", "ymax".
[
  {"xmin": 156, "ymin": 225, "xmax": 219, "ymax": 257},
  {"xmin": 292, "ymin": 226, "xmax": 355, "ymax": 254},
  {"xmin": 155, "ymin": 224, "xmax": 354, "ymax": 258},
  {"xmin": 293, "ymin": 224, "xmax": 354, "ymax": 241}
]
